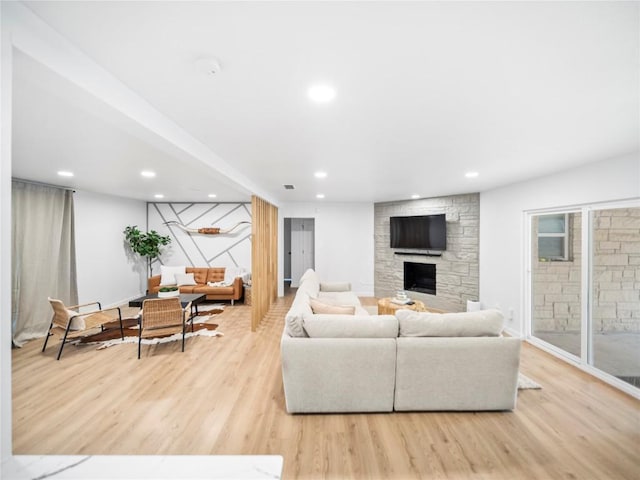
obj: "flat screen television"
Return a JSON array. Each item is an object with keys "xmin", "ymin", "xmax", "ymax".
[{"xmin": 390, "ymin": 214, "xmax": 446, "ymax": 250}]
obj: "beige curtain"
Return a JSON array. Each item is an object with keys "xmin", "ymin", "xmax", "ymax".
[{"xmin": 12, "ymin": 180, "xmax": 78, "ymax": 347}]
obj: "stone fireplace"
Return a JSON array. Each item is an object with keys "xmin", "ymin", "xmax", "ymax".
[
  {"xmin": 404, "ymin": 262, "xmax": 436, "ymax": 295},
  {"xmin": 374, "ymin": 193, "xmax": 479, "ymax": 312}
]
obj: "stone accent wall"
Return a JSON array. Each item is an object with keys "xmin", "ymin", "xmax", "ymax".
[
  {"xmin": 592, "ymin": 208, "xmax": 640, "ymax": 332},
  {"xmin": 532, "ymin": 207, "xmax": 640, "ymax": 334},
  {"xmin": 374, "ymin": 193, "xmax": 479, "ymax": 312},
  {"xmin": 532, "ymin": 213, "xmax": 582, "ymax": 332}
]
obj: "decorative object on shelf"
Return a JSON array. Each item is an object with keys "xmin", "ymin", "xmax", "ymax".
[
  {"xmin": 164, "ymin": 220, "xmax": 251, "ymax": 235},
  {"xmin": 158, "ymin": 286, "xmax": 180, "ymax": 298},
  {"xmin": 123, "ymin": 225, "xmax": 171, "ymax": 277}
]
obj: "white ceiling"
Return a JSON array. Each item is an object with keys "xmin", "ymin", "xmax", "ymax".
[{"xmin": 11, "ymin": 1, "xmax": 640, "ymax": 204}]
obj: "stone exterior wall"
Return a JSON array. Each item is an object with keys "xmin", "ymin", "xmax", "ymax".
[
  {"xmin": 532, "ymin": 207, "xmax": 640, "ymax": 334},
  {"xmin": 374, "ymin": 193, "xmax": 479, "ymax": 312},
  {"xmin": 592, "ymin": 208, "xmax": 640, "ymax": 333}
]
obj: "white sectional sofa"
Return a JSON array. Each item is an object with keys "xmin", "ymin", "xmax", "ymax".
[{"xmin": 281, "ymin": 269, "xmax": 521, "ymax": 413}]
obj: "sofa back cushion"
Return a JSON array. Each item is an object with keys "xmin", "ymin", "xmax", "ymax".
[
  {"xmin": 185, "ymin": 267, "xmax": 210, "ymax": 285},
  {"xmin": 303, "ymin": 314, "xmax": 398, "ymax": 338},
  {"xmin": 396, "ymin": 309, "xmax": 504, "ymax": 337},
  {"xmin": 309, "ymin": 298, "xmax": 355, "ymax": 315},
  {"xmin": 297, "ymin": 269, "xmax": 320, "ymax": 298},
  {"xmin": 206, "ymin": 268, "xmax": 226, "ymax": 283}
]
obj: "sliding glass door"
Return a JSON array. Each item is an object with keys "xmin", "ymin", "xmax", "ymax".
[{"xmin": 528, "ymin": 202, "xmax": 640, "ymax": 393}]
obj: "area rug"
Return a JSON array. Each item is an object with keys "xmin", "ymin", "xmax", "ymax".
[
  {"xmin": 518, "ymin": 373, "xmax": 542, "ymax": 390},
  {"xmin": 95, "ymin": 326, "xmax": 223, "ymax": 349},
  {"xmin": 77, "ymin": 303, "xmax": 225, "ymax": 349}
]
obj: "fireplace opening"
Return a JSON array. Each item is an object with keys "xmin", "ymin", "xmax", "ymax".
[{"xmin": 404, "ymin": 262, "xmax": 436, "ymax": 295}]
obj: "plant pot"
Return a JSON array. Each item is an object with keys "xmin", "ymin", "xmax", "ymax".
[{"xmin": 158, "ymin": 289, "xmax": 180, "ymax": 298}]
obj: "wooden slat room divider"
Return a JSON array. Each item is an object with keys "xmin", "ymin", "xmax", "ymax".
[{"xmin": 251, "ymin": 196, "xmax": 278, "ymax": 331}]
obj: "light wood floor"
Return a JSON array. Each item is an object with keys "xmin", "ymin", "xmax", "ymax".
[{"xmin": 12, "ymin": 294, "xmax": 640, "ymax": 479}]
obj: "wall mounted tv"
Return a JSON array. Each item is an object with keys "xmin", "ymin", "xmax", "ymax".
[{"xmin": 390, "ymin": 214, "xmax": 447, "ymax": 250}]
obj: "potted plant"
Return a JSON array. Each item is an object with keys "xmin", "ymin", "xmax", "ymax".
[{"xmin": 123, "ymin": 225, "xmax": 171, "ymax": 278}]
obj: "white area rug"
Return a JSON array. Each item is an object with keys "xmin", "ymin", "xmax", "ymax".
[{"xmin": 518, "ymin": 373, "xmax": 542, "ymax": 390}]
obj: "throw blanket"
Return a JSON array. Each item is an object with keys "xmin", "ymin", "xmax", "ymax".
[{"xmin": 207, "ymin": 281, "xmax": 231, "ymax": 287}]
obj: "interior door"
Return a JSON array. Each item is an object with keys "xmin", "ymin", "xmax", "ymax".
[{"xmin": 290, "ymin": 218, "xmax": 315, "ymax": 288}]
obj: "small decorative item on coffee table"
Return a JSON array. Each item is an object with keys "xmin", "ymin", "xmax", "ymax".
[
  {"xmin": 378, "ymin": 295, "xmax": 427, "ymax": 315},
  {"xmin": 157, "ymin": 286, "xmax": 180, "ymax": 298}
]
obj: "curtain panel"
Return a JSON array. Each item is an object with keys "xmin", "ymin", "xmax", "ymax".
[{"xmin": 11, "ymin": 180, "xmax": 78, "ymax": 347}]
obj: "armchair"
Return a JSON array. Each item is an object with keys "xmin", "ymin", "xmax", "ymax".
[{"xmin": 43, "ymin": 298, "xmax": 124, "ymax": 360}]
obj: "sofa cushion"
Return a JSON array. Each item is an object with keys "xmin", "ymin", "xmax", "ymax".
[
  {"xmin": 319, "ymin": 281, "xmax": 352, "ymax": 292},
  {"xmin": 285, "ymin": 291, "xmax": 313, "ymax": 337},
  {"xmin": 396, "ymin": 309, "xmax": 504, "ymax": 337},
  {"xmin": 175, "ymin": 273, "xmax": 197, "ymax": 286},
  {"xmin": 206, "ymin": 268, "xmax": 226, "ymax": 283},
  {"xmin": 309, "ymin": 298, "xmax": 355, "ymax": 315},
  {"xmin": 186, "ymin": 268, "xmax": 209, "ymax": 285},
  {"xmin": 160, "ymin": 265, "xmax": 185, "ymax": 286},
  {"xmin": 193, "ymin": 285, "xmax": 235, "ymax": 295},
  {"xmin": 302, "ymin": 314, "xmax": 398, "ymax": 338},
  {"xmin": 317, "ymin": 291, "xmax": 361, "ymax": 307}
]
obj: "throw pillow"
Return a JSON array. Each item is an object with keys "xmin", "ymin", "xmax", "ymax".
[
  {"xmin": 309, "ymin": 298, "xmax": 355, "ymax": 315},
  {"xmin": 160, "ymin": 265, "xmax": 186, "ymax": 286},
  {"xmin": 396, "ymin": 309, "xmax": 504, "ymax": 337},
  {"xmin": 174, "ymin": 273, "xmax": 197, "ymax": 286}
]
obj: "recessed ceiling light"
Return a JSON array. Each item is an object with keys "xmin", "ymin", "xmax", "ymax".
[
  {"xmin": 141, "ymin": 171, "xmax": 156, "ymax": 178},
  {"xmin": 316, "ymin": 194, "xmax": 325, "ymax": 199},
  {"xmin": 411, "ymin": 194, "xmax": 420, "ymax": 199},
  {"xmin": 465, "ymin": 171, "xmax": 479, "ymax": 178},
  {"xmin": 57, "ymin": 171, "xmax": 74, "ymax": 177},
  {"xmin": 154, "ymin": 194, "xmax": 164, "ymax": 199},
  {"xmin": 314, "ymin": 171, "xmax": 328, "ymax": 179},
  {"xmin": 308, "ymin": 84, "xmax": 336, "ymax": 103},
  {"xmin": 208, "ymin": 194, "xmax": 217, "ymax": 198}
]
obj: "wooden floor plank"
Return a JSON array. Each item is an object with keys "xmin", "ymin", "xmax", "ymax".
[{"xmin": 12, "ymin": 294, "xmax": 640, "ymax": 479}]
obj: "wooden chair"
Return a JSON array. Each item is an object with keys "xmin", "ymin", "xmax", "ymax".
[
  {"xmin": 43, "ymin": 298, "xmax": 124, "ymax": 360},
  {"xmin": 138, "ymin": 297, "xmax": 193, "ymax": 359}
]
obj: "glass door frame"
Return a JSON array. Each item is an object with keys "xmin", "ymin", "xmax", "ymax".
[{"xmin": 524, "ymin": 198, "xmax": 640, "ymax": 399}]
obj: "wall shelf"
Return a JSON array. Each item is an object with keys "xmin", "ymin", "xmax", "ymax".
[{"xmin": 393, "ymin": 251, "xmax": 443, "ymax": 257}]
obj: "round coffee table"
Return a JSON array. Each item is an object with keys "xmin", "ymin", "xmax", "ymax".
[{"xmin": 377, "ymin": 297, "xmax": 427, "ymax": 315}]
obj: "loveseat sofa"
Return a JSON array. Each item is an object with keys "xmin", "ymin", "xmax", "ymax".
[
  {"xmin": 281, "ymin": 269, "xmax": 521, "ymax": 413},
  {"xmin": 148, "ymin": 266, "xmax": 243, "ymax": 304}
]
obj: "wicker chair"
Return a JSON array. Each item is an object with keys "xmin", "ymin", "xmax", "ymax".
[
  {"xmin": 43, "ymin": 298, "xmax": 124, "ymax": 360},
  {"xmin": 138, "ymin": 297, "xmax": 193, "ymax": 359}
]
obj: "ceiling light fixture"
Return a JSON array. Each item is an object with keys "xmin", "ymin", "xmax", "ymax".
[
  {"xmin": 316, "ymin": 194, "xmax": 325, "ymax": 199},
  {"xmin": 314, "ymin": 171, "xmax": 328, "ymax": 179},
  {"xmin": 308, "ymin": 84, "xmax": 336, "ymax": 103},
  {"xmin": 208, "ymin": 194, "xmax": 217, "ymax": 198},
  {"xmin": 411, "ymin": 194, "xmax": 420, "ymax": 199},
  {"xmin": 57, "ymin": 171, "xmax": 74, "ymax": 177},
  {"xmin": 154, "ymin": 194, "xmax": 164, "ymax": 199},
  {"xmin": 141, "ymin": 171, "xmax": 156, "ymax": 178},
  {"xmin": 465, "ymin": 171, "xmax": 479, "ymax": 178}
]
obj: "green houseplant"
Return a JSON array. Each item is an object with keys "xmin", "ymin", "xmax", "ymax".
[{"xmin": 123, "ymin": 225, "xmax": 171, "ymax": 278}]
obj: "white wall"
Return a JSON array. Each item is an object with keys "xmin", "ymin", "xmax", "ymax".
[
  {"xmin": 279, "ymin": 202, "xmax": 375, "ymax": 295},
  {"xmin": 480, "ymin": 154, "xmax": 640, "ymax": 335},
  {"xmin": 74, "ymin": 190, "xmax": 147, "ymax": 306}
]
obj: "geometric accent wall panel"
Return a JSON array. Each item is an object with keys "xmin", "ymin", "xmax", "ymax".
[{"xmin": 148, "ymin": 202, "xmax": 252, "ymax": 275}]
